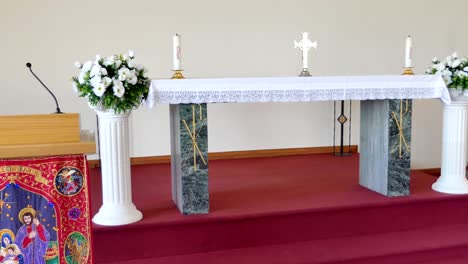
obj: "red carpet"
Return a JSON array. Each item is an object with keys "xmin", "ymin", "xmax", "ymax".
[{"xmin": 90, "ymin": 154, "xmax": 468, "ymax": 263}]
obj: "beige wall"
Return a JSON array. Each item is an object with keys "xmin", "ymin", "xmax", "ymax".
[{"xmin": 1, "ymin": 0, "xmax": 467, "ymax": 168}]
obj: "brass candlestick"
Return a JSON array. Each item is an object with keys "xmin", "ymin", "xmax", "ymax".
[
  {"xmin": 402, "ymin": 67, "xmax": 415, "ymax": 75},
  {"xmin": 171, "ymin": 70, "xmax": 185, "ymax": 79},
  {"xmin": 299, "ymin": 68, "xmax": 312, "ymax": 77}
]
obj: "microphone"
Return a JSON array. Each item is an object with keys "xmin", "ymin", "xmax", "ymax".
[{"xmin": 26, "ymin": 62, "xmax": 63, "ymax": 114}]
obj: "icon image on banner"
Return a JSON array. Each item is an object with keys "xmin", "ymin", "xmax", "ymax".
[
  {"xmin": 54, "ymin": 167, "xmax": 84, "ymax": 196},
  {"xmin": 64, "ymin": 231, "xmax": 89, "ymax": 264}
]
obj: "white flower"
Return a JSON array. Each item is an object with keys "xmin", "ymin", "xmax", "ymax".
[
  {"xmin": 451, "ymin": 59, "xmax": 461, "ymax": 68},
  {"xmin": 442, "ymin": 69, "xmax": 453, "ymax": 77},
  {"xmin": 90, "ymin": 76, "xmax": 102, "ymax": 88},
  {"xmin": 90, "ymin": 64, "xmax": 102, "ymax": 77},
  {"xmin": 118, "ymin": 67, "xmax": 130, "ymax": 81},
  {"xmin": 103, "ymin": 56, "xmax": 115, "ymax": 66},
  {"xmin": 446, "ymin": 56, "xmax": 454, "ymax": 65},
  {"xmin": 93, "ymin": 83, "xmax": 106, "ymax": 97},
  {"xmin": 113, "ymin": 80, "xmax": 125, "ymax": 98},
  {"xmin": 82, "ymin": 61, "xmax": 93, "ymax": 72},
  {"xmin": 73, "ymin": 51, "xmax": 150, "ymax": 113},
  {"xmin": 78, "ymin": 72, "xmax": 86, "ymax": 84},
  {"xmin": 135, "ymin": 64, "xmax": 144, "ymax": 71},
  {"xmin": 456, "ymin": 70, "xmax": 468, "ymax": 78},
  {"xmin": 426, "ymin": 53, "xmax": 468, "ymax": 88},
  {"xmin": 436, "ymin": 63, "xmax": 446, "ymax": 71},
  {"xmin": 102, "ymin": 77, "xmax": 112, "ymax": 88},
  {"xmin": 100, "ymin": 67, "xmax": 108, "ymax": 76},
  {"xmin": 72, "ymin": 82, "xmax": 79, "ymax": 93},
  {"xmin": 443, "ymin": 76, "xmax": 453, "ymax": 85},
  {"xmin": 113, "ymin": 79, "xmax": 123, "ymax": 88},
  {"xmin": 127, "ymin": 71, "xmax": 138, "ymax": 85},
  {"xmin": 115, "ymin": 60, "xmax": 122, "ymax": 68},
  {"xmin": 127, "ymin": 59, "xmax": 136, "ymax": 69}
]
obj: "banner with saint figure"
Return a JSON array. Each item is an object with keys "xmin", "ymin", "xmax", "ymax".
[{"xmin": 0, "ymin": 155, "xmax": 93, "ymax": 264}]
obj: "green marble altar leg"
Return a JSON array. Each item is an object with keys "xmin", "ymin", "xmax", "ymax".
[
  {"xmin": 360, "ymin": 99, "xmax": 412, "ymax": 196},
  {"xmin": 170, "ymin": 104, "xmax": 209, "ymax": 214}
]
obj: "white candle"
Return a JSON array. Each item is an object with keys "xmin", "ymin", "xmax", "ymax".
[
  {"xmin": 405, "ymin": 35, "xmax": 412, "ymax": 68},
  {"xmin": 173, "ymin": 34, "xmax": 181, "ymax": 70}
]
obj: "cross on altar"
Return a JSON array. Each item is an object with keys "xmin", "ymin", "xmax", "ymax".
[{"xmin": 294, "ymin": 32, "xmax": 317, "ymax": 76}]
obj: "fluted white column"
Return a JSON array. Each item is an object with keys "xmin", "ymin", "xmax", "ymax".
[
  {"xmin": 92, "ymin": 110, "xmax": 142, "ymax": 225},
  {"xmin": 432, "ymin": 100, "xmax": 468, "ymax": 194}
]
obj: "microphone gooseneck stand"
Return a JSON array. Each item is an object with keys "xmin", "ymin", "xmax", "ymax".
[{"xmin": 26, "ymin": 62, "xmax": 63, "ymax": 114}]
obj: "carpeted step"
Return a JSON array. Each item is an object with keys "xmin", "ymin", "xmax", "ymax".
[
  {"xmin": 90, "ymin": 155, "xmax": 468, "ymax": 263},
  {"xmin": 93, "ymin": 194, "xmax": 468, "ymax": 263},
  {"xmin": 102, "ymin": 224, "xmax": 468, "ymax": 264}
]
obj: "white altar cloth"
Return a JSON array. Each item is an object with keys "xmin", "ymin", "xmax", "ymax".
[{"xmin": 147, "ymin": 75, "xmax": 450, "ymax": 107}]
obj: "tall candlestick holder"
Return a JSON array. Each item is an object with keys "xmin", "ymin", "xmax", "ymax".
[
  {"xmin": 172, "ymin": 70, "xmax": 185, "ymax": 79},
  {"xmin": 402, "ymin": 67, "xmax": 414, "ymax": 75}
]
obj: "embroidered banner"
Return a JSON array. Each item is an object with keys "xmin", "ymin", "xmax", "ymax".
[{"xmin": 0, "ymin": 155, "xmax": 93, "ymax": 264}]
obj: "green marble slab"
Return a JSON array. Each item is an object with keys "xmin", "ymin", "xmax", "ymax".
[
  {"xmin": 360, "ymin": 99, "xmax": 412, "ymax": 196},
  {"xmin": 170, "ymin": 104, "xmax": 209, "ymax": 214},
  {"xmin": 388, "ymin": 99, "xmax": 412, "ymax": 196}
]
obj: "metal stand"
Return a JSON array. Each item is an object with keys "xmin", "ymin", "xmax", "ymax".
[
  {"xmin": 299, "ymin": 68, "xmax": 311, "ymax": 77},
  {"xmin": 333, "ymin": 100, "xmax": 353, "ymax": 156},
  {"xmin": 172, "ymin": 70, "xmax": 185, "ymax": 79}
]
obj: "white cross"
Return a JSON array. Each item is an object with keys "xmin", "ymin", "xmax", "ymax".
[{"xmin": 294, "ymin": 32, "xmax": 317, "ymax": 69}]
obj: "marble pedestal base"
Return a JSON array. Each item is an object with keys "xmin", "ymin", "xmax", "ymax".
[
  {"xmin": 170, "ymin": 104, "xmax": 209, "ymax": 214},
  {"xmin": 432, "ymin": 98, "xmax": 468, "ymax": 194},
  {"xmin": 360, "ymin": 99, "xmax": 412, "ymax": 196}
]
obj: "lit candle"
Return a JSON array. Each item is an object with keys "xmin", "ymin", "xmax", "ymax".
[
  {"xmin": 173, "ymin": 34, "xmax": 181, "ymax": 70},
  {"xmin": 405, "ymin": 35, "xmax": 412, "ymax": 68}
]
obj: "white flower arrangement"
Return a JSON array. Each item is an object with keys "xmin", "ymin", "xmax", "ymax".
[
  {"xmin": 426, "ymin": 52, "xmax": 468, "ymax": 90},
  {"xmin": 72, "ymin": 51, "xmax": 149, "ymax": 114}
]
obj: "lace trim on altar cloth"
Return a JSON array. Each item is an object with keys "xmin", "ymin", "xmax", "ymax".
[{"xmin": 146, "ymin": 75, "xmax": 450, "ymax": 107}]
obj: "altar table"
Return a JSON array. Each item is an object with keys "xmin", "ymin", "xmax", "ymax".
[{"xmin": 148, "ymin": 75, "xmax": 450, "ymax": 214}]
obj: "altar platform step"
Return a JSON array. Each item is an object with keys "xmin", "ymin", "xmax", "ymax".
[
  {"xmin": 90, "ymin": 154, "xmax": 468, "ymax": 263},
  {"xmin": 110, "ymin": 224, "xmax": 468, "ymax": 264}
]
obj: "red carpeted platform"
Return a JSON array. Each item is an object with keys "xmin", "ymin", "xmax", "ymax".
[{"xmin": 90, "ymin": 154, "xmax": 468, "ymax": 263}]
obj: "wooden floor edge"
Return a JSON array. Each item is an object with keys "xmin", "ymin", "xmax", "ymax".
[
  {"xmin": 413, "ymin": 167, "xmax": 468, "ymax": 177},
  {"xmin": 414, "ymin": 168, "xmax": 441, "ymax": 177},
  {"xmin": 88, "ymin": 145, "xmax": 358, "ymax": 168}
]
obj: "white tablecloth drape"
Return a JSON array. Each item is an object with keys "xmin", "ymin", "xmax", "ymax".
[{"xmin": 146, "ymin": 75, "xmax": 450, "ymax": 107}]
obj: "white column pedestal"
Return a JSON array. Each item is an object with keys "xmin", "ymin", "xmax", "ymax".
[
  {"xmin": 92, "ymin": 110, "xmax": 143, "ymax": 226},
  {"xmin": 433, "ymin": 97, "xmax": 468, "ymax": 194}
]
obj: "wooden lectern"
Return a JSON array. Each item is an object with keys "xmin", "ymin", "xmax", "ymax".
[
  {"xmin": 0, "ymin": 113, "xmax": 95, "ymax": 158},
  {"xmin": 0, "ymin": 113, "xmax": 96, "ymax": 263}
]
